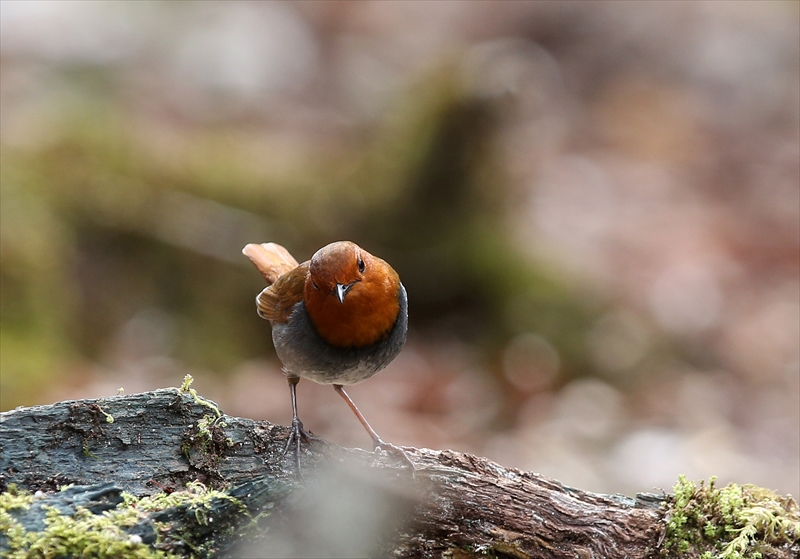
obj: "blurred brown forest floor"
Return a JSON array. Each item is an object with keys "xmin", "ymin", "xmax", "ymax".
[{"xmin": 1, "ymin": 1, "xmax": 798, "ymax": 497}]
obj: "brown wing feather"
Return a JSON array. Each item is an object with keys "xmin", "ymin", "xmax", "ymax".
[
  {"xmin": 255, "ymin": 262, "xmax": 309, "ymax": 323},
  {"xmin": 242, "ymin": 243, "xmax": 299, "ymax": 285}
]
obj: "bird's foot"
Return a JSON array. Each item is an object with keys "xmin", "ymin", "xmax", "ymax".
[
  {"xmin": 280, "ymin": 418, "xmax": 325, "ymax": 478},
  {"xmin": 373, "ymin": 439, "xmax": 416, "ymax": 477}
]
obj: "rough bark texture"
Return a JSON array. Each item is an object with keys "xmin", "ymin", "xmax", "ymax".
[{"xmin": 0, "ymin": 388, "xmax": 786, "ymax": 559}]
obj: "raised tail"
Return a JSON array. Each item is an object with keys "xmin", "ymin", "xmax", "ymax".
[{"xmin": 242, "ymin": 242, "xmax": 299, "ymax": 285}]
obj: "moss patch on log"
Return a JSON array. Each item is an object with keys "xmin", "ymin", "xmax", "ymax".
[
  {"xmin": 0, "ymin": 481, "xmax": 249, "ymax": 559},
  {"xmin": 662, "ymin": 475, "xmax": 800, "ymax": 559}
]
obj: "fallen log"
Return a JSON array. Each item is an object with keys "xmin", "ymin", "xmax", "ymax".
[{"xmin": 1, "ymin": 384, "xmax": 797, "ymax": 558}]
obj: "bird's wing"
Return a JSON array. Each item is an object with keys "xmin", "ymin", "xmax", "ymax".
[
  {"xmin": 242, "ymin": 243, "xmax": 300, "ymax": 285},
  {"xmin": 256, "ymin": 261, "xmax": 309, "ymax": 323}
]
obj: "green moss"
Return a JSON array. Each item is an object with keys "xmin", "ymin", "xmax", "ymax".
[
  {"xmin": 178, "ymin": 381, "xmax": 230, "ymax": 474},
  {"xmin": 1, "ymin": 482, "xmax": 246, "ymax": 559},
  {"xmin": 97, "ymin": 404, "xmax": 115, "ymax": 424},
  {"xmin": 24, "ymin": 505, "xmax": 168, "ymax": 559},
  {"xmin": 195, "ymin": 415, "xmax": 226, "ymax": 445},
  {"xmin": 181, "ymin": 412, "xmax": 229, "ymax": 472},
  {"xmin": 82, "ymin": 439, "xmax": 99, "ymax": 458},
  {"xmin": 1, "ymin": 488, "xmax": 174, "ymax": 559},
  {"xmin": 663, "ymin": 475, "xmax": 800, "ymax": 558},
  {"xmin": 0, "ymin": 485, "xmax": 36, "ymax": 542},
  {"xmin": 180, "ymin": 374, "xmax": 221, "ymax": 418},
  {"xmin": 130, "ymin": 481, "xmax": 241, "ymax": 516}
]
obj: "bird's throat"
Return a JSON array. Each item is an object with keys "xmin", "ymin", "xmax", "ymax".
[{"xmin": 304, "ymin": 284, "xmax": 399, "ymax": 348}]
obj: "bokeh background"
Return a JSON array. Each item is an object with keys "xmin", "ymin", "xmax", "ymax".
[{"xmin": 1, "ymin": 1, "xmax": 798, "ymax": 498}]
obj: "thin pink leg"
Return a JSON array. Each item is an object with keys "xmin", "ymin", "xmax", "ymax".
[{"xmin": 333, "ymin": 384, "xmax": 415, "ymax": 474}]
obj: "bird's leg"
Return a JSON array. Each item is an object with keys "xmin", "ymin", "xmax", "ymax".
[
  {"xmin": 333, "ymin": 384, "xmax": 415, "ymax": 474},
  {"xmin": 282, "ymin": 376, "xmax": 323, "ymax": 474}
]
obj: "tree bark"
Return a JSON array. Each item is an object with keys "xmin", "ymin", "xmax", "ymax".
[{"xmin": 0, "ymin": 388, "xmax": 790, "ymax": 558}]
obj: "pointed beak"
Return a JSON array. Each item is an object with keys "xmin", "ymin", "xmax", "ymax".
[{"xmin": 335, "ymin": 282, "xmax": 354, "ymax": 303}]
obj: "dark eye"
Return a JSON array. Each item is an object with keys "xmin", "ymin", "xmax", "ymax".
[
  {"xmin": 311, "ymin": 281, "xmax": 321, "ymax": 291},
  {"xmin": 357, "ymin": 256, "xmax": 366, "ymax": 274}
]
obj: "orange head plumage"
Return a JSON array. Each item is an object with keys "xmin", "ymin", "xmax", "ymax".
[{"xmin": 303, "ymin": 241, "xmax": 402, "ymax": 349}]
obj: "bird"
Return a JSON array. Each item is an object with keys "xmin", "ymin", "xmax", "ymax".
[{"xmin": 242, "ymin": 240, "xmax": 413, "ymax": 474}]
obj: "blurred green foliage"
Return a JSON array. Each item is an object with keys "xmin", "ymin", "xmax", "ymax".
[{"xmin": 1, "ymin": 65, "xmax": 602, "ymax": 410}]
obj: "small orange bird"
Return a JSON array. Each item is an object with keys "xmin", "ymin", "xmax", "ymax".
[{"xmin": 242, "ymin": 241, "xmax": 412, "ymax": 472}]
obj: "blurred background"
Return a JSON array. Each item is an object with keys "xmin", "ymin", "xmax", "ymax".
[{"xmin": 1, "ymin": 1, "xmax": 798, "ymax": 498}]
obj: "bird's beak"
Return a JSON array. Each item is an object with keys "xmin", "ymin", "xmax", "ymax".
[{"xmin": 335, "ymin": 282, "xmax": 354, "ymax": 303}]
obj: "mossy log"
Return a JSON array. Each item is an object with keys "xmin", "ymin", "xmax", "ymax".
[{"xmin": 1, "ymin": 387, "xmax": 797, "ymax": 558}]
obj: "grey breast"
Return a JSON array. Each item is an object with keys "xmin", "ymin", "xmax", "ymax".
[{"xmin": 272, "ymin": 284, "xmax": 408, "ymax": 385}]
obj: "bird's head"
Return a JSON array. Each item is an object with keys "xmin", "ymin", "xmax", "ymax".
[{"xmin": 304, "ymin": 241, "xmax": 402, "ymax": 348}]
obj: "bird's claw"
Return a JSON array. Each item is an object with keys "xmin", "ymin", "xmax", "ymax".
[
  {"xmin": 280, "ymin": 418, "xmax": 325, "ymax": 478},
  {"xmin": 373, "ymin": 439, "xmax": 416, "ymax": 477}
]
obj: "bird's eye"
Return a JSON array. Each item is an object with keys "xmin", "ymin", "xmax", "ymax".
[
  {"xmin": 311, "ymin": 281, "xmax": 321, "ymax": 291},
  {"xmin": 357, "ymin": 256, "xmax": 366, "ymax": 274}
]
